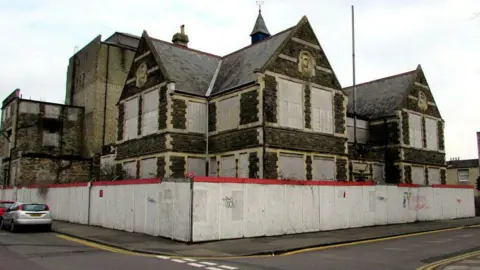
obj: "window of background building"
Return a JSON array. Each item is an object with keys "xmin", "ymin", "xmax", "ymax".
[{"xmin": 458, "ymin": 169, "xmax": 470, "ymax": 183}]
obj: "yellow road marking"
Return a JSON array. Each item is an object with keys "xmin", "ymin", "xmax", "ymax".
[
  {"xmin": 417, "ymin": 250, "xmax": 480, "ymax": 270},
  {"xmin": 57, "ymin": 225, "xmax": 474, "ymax": 260}
]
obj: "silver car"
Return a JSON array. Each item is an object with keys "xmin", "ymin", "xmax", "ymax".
[{"xmin": 0, "ymin": 202, "xmax": 52, "ymax": 232}]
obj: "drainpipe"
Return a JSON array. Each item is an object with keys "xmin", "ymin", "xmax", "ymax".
[
  {"xmin": 86, "ymin": 181, "xmax": 92, "ymax": 225},
  {"xmin": 102, "ymin": 45, "xmax": 110, "ymax": 148}
]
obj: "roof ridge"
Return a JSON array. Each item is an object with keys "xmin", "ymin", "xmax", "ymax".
[
  {"xmin": 149, "ymin": 37, "xmax": 222, "ymax": 59},
  {"xmin": 221, "ymin": 26, "xmax": 295, "ymax": 59},
  {"xmin": 344, "ymin": 69, "xmax": 416, "ymax": 90}
]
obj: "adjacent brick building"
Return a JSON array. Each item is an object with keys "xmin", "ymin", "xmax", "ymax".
[
  {"xmin": 344, "ymin": 66, "xmax": 446, "ymax": 184},
  {"xmin": 65, "ymin": 32, "xmax": 139, "ymax": 157},
  {"xmin": 0, "ymin": 89, "xmax": 91, "ymax": 186}
]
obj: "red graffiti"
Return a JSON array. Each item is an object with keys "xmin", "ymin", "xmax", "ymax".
[
  {"xmin": 457, "ymin": 198, "xmax": 462, "ymax": 204},
  {"xmin": 414, "ymin": 195, "xmax": 429, "ymax": 210}
]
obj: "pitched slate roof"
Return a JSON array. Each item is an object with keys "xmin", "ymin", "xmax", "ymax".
[
  {"xmin": 212, "ymin": 27, "xmax": 294, "ymax": 95},
  {"xmin": 343, "ymin": 70, "xmax": 416, "ymax": 119},
  {"xmin": 447, "ymin": 159, "xmax": 479, "ymax": 169},
  {"xmin": 150, "ymin": 38, "xmax": 221, "ymax": 96},
  {"xmin": 104, "ymin": 32, "xmax": 140, "ymax": 49}
]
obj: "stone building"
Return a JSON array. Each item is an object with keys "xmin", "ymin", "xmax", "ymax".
[
  {"xmin": 114, "ymin": 12, "xmax": 350, "ymax": 181},
  {"xmin": 65, "ymin": 32, "xmax": 139, "ymax": 157},
  {"xmin": 344, "ymin": 65, "xmax": 446, "ymax": 184},
  {"xmin": 0, "ymin": 89, "xmax": 91, "ymax": 186}
]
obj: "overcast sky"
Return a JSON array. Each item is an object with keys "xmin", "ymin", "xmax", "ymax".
[{"xmin": 1, "ymin": 0, "xmax": 479, "ymax": 160}]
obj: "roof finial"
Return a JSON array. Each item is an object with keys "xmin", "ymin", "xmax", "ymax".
[{"xmin": 256, "ymin": 0, "xmax": 264, "ymax": 13}]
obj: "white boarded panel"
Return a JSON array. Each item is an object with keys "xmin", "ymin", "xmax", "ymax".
[
  {"xmin": 412, "ymin": 166, "xmax": 425, "ymax": 185},
  {"xmin": 348, "ymin": 186, "xmax": 363, "ymax": 228},
  {"xmin": 238, "ymin": 153, "xmax": 249, "ymax": 178},
  {"xmin": 311, "ymin": 87, "xmax": 333, "ymax": 134},
  {"xmin": 312, "ymin": 157, "xmax": 335, "ymax": 180},
  {"xmin": 284, "ymin": 185, "xmax": 303, "ymax": 234},
  {"xmin": 334, "ymin": 186, "xmax": 349, "ymax": 229},
  {"xmin": 374, "ymin": 185, "xmax": 388, "ymax": 225},
  {"xmin": 219, "ymin": 184, "xmax": 245, "ymax": 239},
  {"xmin": 278, "ymin": 78, "xmax": 303, "ymax": 129},
  {"xmin": 264, "ymin": 185, "xmax": 285, "ymax": 236},
  {"xmin": 432, "ymin": 187, "xmax": 443, "ymax": 220},
  {"xmin": 243, "ymin": 184, "xmax": 265, "ymax": 237},
  {"xmin": 192, "ymin": 183, "xmax": 220, "ymax": 242},
  {"xmin": 362, "ymin": 186, "xmax": 376, "ymax": 226},
  {"xmin": 319, "ymin": 186, "xmax": 336, "ymax": 230},
  {"xmin": 416, "ymin": 187, "xmax": 434, "ymax": 221},
  {"xmin": 220, "ymin": 155, "xmax": 235, "ymax": 177},
  {"xmin": 373, "ymin": 164, "xmax": 385, "ymax": 184},
  {"xmin": 217, "ymin": 96, "xmax": 239, "ymax": 132},
  {"xmin": 187, "ymin": 157, "xmax": 206, "ymax": 177},
  {"xmin": 142, "ymin": 89, "xmax": 159, "ymax": 135},
  {"xmin": 425, "ymin": 117, "xmax": 438, "ymax": 151},
  {"xmin": 408, "ymin": 113, "xmax": 422, "ymax": 148},
  {"xmin": 302, "ymin": 185, "xmax": 320, "ymax": 232},
  {"xmin": 123, "ymin": 161, "xmax": 137, "ymax": 179}
]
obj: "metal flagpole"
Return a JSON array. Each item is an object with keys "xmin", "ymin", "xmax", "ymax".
[{"xmin": 352, "ymin": 5, "xmax": 357, "ymax": 148}]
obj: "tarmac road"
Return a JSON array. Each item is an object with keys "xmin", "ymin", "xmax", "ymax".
[{"xmin": 2, "ymin": 226, "xmax": 480, "ymax": 270}]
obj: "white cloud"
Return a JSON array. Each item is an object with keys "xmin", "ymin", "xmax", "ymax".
[{"xmin": 1, "ymin": 0, "xmax": 479, "ymax": 158}]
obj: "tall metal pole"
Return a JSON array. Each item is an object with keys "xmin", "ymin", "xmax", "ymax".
[{"xmin": 352, "ymin": 5, "xmax": 357, "ymax": 148}]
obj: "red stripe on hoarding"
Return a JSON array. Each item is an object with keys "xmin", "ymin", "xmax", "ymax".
[
  {"xmin": 193, "ymin": 177, "xmax": 375, "ymax": 186},
  {"xmin": 91, "ymin": 178, "xmax": 161, "ymax": 186},
  {"xmin": 431, "ymin": 184, "xmax": 474, "ymax": 189}
]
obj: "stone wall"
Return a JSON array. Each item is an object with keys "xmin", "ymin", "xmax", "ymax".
[
  {"xmin": 116, "ymin": 133, "xmax": 166, "ymax": 160},
  {"xmin": 209, "ymin": 128, "xmax": 260, "ymax": 154}
]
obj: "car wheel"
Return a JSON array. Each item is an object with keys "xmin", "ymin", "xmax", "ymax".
[
  {"xmin": 44, "ymin": 224, "xmax": 52, "ymax": 232},
  {"xmin": 10, "ymin": 221, "xmax": 16, "ymax": 233}
]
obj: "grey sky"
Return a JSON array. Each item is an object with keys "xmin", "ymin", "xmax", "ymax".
[{"xmin": 0, "ymin": 0, "xmax": 479, "ymax": 159}]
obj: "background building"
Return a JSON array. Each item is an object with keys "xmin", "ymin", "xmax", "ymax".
[{"xmin": 447, "ymin": 158, "xmax": 479, "ymax": 196}]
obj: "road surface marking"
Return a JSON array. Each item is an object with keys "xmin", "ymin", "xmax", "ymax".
[
  {"xmin": 183, "ymin": 258, "xmax": 197, "ymax": 262},
  {"xmin": 219, "ymin": 265, "xmax": 238, "ymax": 269},
  {"xmin": 417, "ymin": 250, "xmax": 480, "ymax": 270},
  {"xmin": 201, "ymin": 262, "xmax": 217, "ymax": 266},
  {"xmin": 171, "ymin": 259, "xmax": 186, "ymax": 263},
  {"xmin": 57, "ymin": 224, "xmax": 474, "ymax": 260},
  {"xmin": 188, "ymin": 263, "xmax": 205, "ymax": 267},
  {"xmin": 206, "ymin": 267, "xmax": 223, "ymax": 270},
  {"xmin": 460, "ymin": 259, "xmax": 480, "ymax": 264},
  {"xmin": 156, "ymin": 255, "xmax": 170, "ymax": 259}
]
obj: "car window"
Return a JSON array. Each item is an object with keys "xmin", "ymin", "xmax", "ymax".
[
  {"xmin": 0, "ymin": 203, "xmax": 13, "ymax": 208},
  {"xmin": 22, "ymin": 204, "xmax": 48, "ymax": 212},
  {"xmin": 9, "ymin": 203, "xmax": 19, "ymax": 211}
]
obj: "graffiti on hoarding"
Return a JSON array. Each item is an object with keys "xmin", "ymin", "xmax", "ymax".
[
  {"xmin": 222, "ymin": 196, "xmax": 235, "ymax": 208},
  {"xmin": 414, "ymin": 195, "xmax": 429, "ymax": 210}
]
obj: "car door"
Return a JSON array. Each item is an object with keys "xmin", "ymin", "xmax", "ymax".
[{"xmin": 4, "ymin": 203, "xmax": 18, "ymax": 225}]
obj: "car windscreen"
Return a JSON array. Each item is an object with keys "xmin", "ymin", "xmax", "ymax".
[
  {"xmin": 0, "ymin": 203, "xmax": 13, "ymax": 208},
  {"xmin": 22, "ymin": 204, "xmax": 48, "ymax": 212}
]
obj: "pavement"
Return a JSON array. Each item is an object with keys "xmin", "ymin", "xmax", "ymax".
[
  {"xmin": 3, "ymin": 222, "xmax": 480, "ymax": 269},
  {"xmin": 51, "ymin": 217, "xmax": 480, "ymax": 258}
]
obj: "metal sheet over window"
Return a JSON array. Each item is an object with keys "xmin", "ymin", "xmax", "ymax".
[
  {"xmin": 123, "ymin": 161, "xmax": 137, "ymax": 179},
  {"xmin": 412, "ymin": 166, "xmax": 425, "ymax": 185},
  {"xmin": 238, "ymin": 153, "xmax": 249, "ymax": 178},
  {"xmin": 312, "ymin": 157, "xmax": 335, "ymax": 181},
  {"xmin": 187, "ymin": 157, "xmax": 206, "ymax": 177},
  {"xmin": 218, "ymin": 96, "xmax": 240, "ymax": 132},
  {"xmin": 187, "ymin": 101, "xmax": 207, "ymax": 133},
  {"xmin": 278, "ymin": 79, "xmax": 303, "ymax": 129},
  {"xmin": 220, "ymin": 155, "xmax": 236, "ymax": 177},
  {"xmin": 428, "ymin": 168, "xmax": 441, "ymax": 185},
  {"xmin": 311, "ymin": 87, "xmax": 333, "ymax": 134},
  {"xmin": 140, "ymin": 158, "xmax": 156, "ymax": 179},
  {"xmin": 279, "ymin": 153, "xmax": 305, "ymax": 180},
  {"xmin": 373, "ymin": 164, "xmax": 385, "ymax": 184},
  {"xmin": 409, "ymin": 113, "xmax": 422, "ymax": 148},
  {"xmin": 44, "ymin": 105, "xmax": 61, "ymax": 119},
  {"xmin": 425, "ymin": 118, "xmax": 438, "ymax": 151},
  {"xmin": 142, "ymin": 90, "xmax": 159, "ymax": 135},
  {"xmin": 124, "ymin": 97, "xmax": 139, "ymax": 140}
]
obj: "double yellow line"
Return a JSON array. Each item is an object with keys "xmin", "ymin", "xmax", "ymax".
[
  {"xmin": 57, "ymin": 225, "xmax": 474, "ymax": 261},
  {"xmin": 417, "ymin": 250, "xmax": 480, "ymax": 270}
]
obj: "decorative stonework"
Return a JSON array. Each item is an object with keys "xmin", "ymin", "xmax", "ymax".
[
  {"xmin": 263, "ymin": 75, "xmax": 277, "ymax": 123},
  {"xmin": 117, "ymin": 104, "xmax": 124, "ymax": 141},
  {"xmin": 421, "ymin": 116, "xmax": 426, "ymax": 148},
  {"xmin": 304, "ymin": 85, "xmax": 311, "ymax": 129},
  {"xmin": 336, "ymin": 158, "xmax": 347, "ymax": 181},
  {"xmin": 248, "ymin": 152, "xmax": 259, "ymax": 178},
  {"xmin": 305, "ymin": 156, "xmax": 312, "ymax": 180},
  {"xmin": 424, "ymin": 167, "xmax": 429, "ymax": 186},
  {"xmin": 418, "ymin": 91, "xmax": 428, "ymax": 111},
  {"xmin": 264, "ymin": 152, "xmax": 278, "ymax": 179},
  {"xmin": 156, "ymin": 157, "xmax": 165, "ymax": 178},
  {"xmin": 404, "ymin": 165, "xmax": 412, "ymax": 184},
  {"xmin": 158, "ymin": 85, "xmax": 168, "ymax": 129},
  {"xmin": 440, "ymin": 169, "xmax": 446, "ymax": 184},
  {"xmin": 334, "ymin": 93, "xmax": 345, "ymax": 134},
  {"xmin": 208, "ymin": 103, "xmax": 216, "ymax": 132},
  {"xmin": 135, "ymin": 62, "xmax": 148, "ymax": 87},
  {"xmin": 438, "ymin": 121, "xmax": 444, "ymax": 150},
  {"xmin": 298, "ymin": 51, "xmax": 316, "ymax": 78},
  {"xmin": 170, "ymin": 156, "xmax": 185, "ymax": 178},
  {"xmin": 401, "ymin": 111, "xmax": 410, "ymax": 145},
  {"xmin": 137, "ymin": 96, "xmax": 143, "ymax": 136},
  {"xmin": 240, "ymin": 90, "xmax": 259, "ymax": 125}
]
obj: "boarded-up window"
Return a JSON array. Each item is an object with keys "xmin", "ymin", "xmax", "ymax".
[
  {"xmin": 187, "ymin": 157, "xmax": 206, "ymax": 177},
  {"xmin": 279, "ymin": 153, "xmax": 305, "ymax": 180},
  {"xmin": 142, "ymin": 90, "xmax": 159, "ymax": 136},
  {"xmin": 220, "ymin": 155, "xmax": 236, "ymax": 177},
  {"xmin": 123, "ymin": 161, "xmax": 137, "ymax": 179},
  {"xmin": 425, "ymin": 117, "xmax": 438, "ymax": 151},
  {"xmin": 124, "ymin": 97, "xmax": 139, "ymax": 140},
  {"xmin": 312, "ymin": 157, "xmax": 335, "ymax": 181},
  {"xmin": 140, "ymin": 158, "xmax": 156, "ymax": 179},
  {"xmin": 347, "ymin": 117, "xmax": 369, "ymax": 143},
  {"xmin": 187, "ymin": 101, "xmax": 207, "ymax": 133},
  {"xmin": 44, "ymin": 105, "xmax": 61, "ymax": 119},
  {"xmin": 411, "ymin": 166, "xmax": 425, "ymax": 185},
  {"xmin": 373, "ymin": 164, "xmax": 385, "ymax": 184},
  {"xmin": 42, "ymin": 132, "xmax": 60, "ymax": 147},
  {"xmin": 278, "ymin": 79, "xmax": 303, "ymax": 129},
  {"xmin": 409, "ymin": 113, "xmax": 422, "ymax": 148},
  {"xmin": 238, "ymin": 153, "xmax": 249, "ymax": 178},
  {"xmin": 428, "ymin": 167, "xmax": 441, "ymax": 185},
  {"xmin": 67, "ymin": 107, "xmax": 78, "ymax": 121},
  {"xmin": 209, "ymin": 157, "xmax": 217, "ymax": 177},
  {"xmin": 311, "ymin": 87, "xmax": 333, "ymax": 134},
  {"xmin": 19, "ymin": 102, "xmax": 40, "ymax": 114},
  {"xmin": 218, "ymin": 96, "xmax": 240, "ymax": 132}
]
